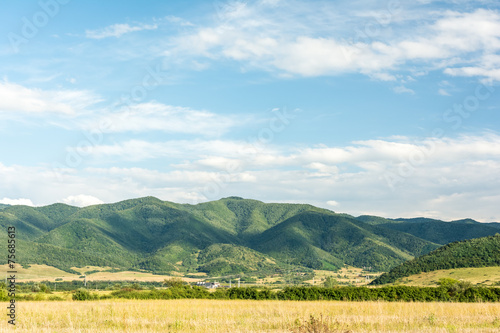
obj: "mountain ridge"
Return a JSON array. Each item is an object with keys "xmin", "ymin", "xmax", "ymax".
[{"xmin": 1, "ymin": 196, "xmax": 498, "ymax": 276}]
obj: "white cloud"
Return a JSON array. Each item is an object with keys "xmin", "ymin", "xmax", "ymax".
[
  {"xmin": 62, "ymin": 195, "xmax": 104, "ymax": 207},
  {"xmin": 393, "ymin": 85, "xmax": 415, "ymax": 94},
  {"xmin": 0, "ymin": 81, "xmax": 101, "ymax": 116},
  {"xmin": 444, "ymin": 66, "xmax": 500, "ymax": 82},
  {"xmin": 326, "ymin": 200, "xmax": 339, "ymax": 207},
  {"xmin": 170, "ymin": 4, "xmax": 500, "ymax": 81},
  {"xmin": 86, "ymin": 23, "xmax": 158, "ymax": 39},
  {"xmin": 2, "ymin": 133, "xmax": 500, "ymax": 221},
  {"xmin": 81, "ymin": 134, "xmax": 500, "ymax": 173},
  {"xmin": 82, "ymin": 102, "xmax": 238, "ymax": 136},
  {"xmin": 438, "ymin": 88, "xmax": 451, "ymax": 96},
  {"xmin": 0, "ymin": 198, "xmax": 34, "ymax": 206}
]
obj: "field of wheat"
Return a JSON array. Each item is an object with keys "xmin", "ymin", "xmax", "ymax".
[{"xmin": 1, "ymin": 299, "xmax": 500, "ymax": 332}]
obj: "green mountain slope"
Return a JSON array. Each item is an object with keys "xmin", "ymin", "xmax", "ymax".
[
  {"xmin": 252, "ymin": 211, "xmax": 439, "ymax": 271},
  {"xmin": 35, "ymin": 203, "xmax": 79, "ymax": 229},
  {"xmin": 356, "ymin": 215, "xmax": 395, "ymax": 225},
  {"xmin": 197, "ymin": 243, "xmax": 281, "ymax": 276},
  {"xmin": 1, "ymin": 205, "xmax": 58, "ymax": 232},
  {"xmin": 0, "ymin": 208, "xmax": 46, "ymax": 241},
  {"xmin": 371, "ymin": 235, "xmax": 500, "ymax": 285},
  {"xmin": 35, "ymin": 219, "xmax": 137, "ymax": 267},
  {"xmin": 184, "ymin": 197, "xmax": 328, "ymax": 238}
]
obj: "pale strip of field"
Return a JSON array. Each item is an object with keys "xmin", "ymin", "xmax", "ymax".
[
  {"xmin": 0, "ymin": 264, "xmax": 76, "ymax": 281},
  {"xmin": 304, "ymin": 268, "xmax": 383, "ymax": 286},
  {"xmin": 1, "ymin": 299, "xmax": 499, "ymax": 332},
  {"xmin": 83, "ymin": 271, "xmax": 201, "ymax": 283},
  {"xmin": 0, "ymin": 264, "xmax": 201, "ymax": 283},
  {"xmin": 397, "ymin": 266, "xmax": 500, "ymax": 286},
  {"xmin": 70, "ymin": 266, "xmax": 115, "ymax": 274}
]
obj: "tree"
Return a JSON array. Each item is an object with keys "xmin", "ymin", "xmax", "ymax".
[
  {"xmin": 323, "ymin": 276, "xmax": 338, "ymax": 288},
  {"xmin": 163, "ymin": 277, "xmax": 184, "ymax": 288}
]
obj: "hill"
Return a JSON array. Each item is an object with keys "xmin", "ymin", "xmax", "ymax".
[
  {"xmin": 378, "ymin": 221, "xmax": 500, "ymax": 245},
  {"xmin": 252, "ymin": 211, "xmax": 439, "ymax": 271},
  {"xmin": 371, "ymin": 234, "xmax": 500, "ymax": 285},
  {"xmin": 392, "ymin": 266, "xmax": 500, "ymax": 286},
  {"xmin": 356, "ymin": 216, "xmax": 500, "ymax": 244},
  {"xmin": 0, "ymin": 196, "xmax": 445, "ymax": 276}
]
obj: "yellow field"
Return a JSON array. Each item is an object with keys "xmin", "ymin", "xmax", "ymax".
[
  {"xmin": 396, "ymin": 267, "xmax": 500, "ymax": 286},
  {"xmin": 0, "ymin": 264, "xmax": 76, "ymax": 281},
  {"xmin": 306, "ymin": 268, "xmax": 383, "ymax": 286},
  {"xmin": 0, "ymin": 264, "xmax": 202, "ymax": 283},
  {"xmin": 1, "ymin": 299, "xmax": 499, "ymax": 332}
]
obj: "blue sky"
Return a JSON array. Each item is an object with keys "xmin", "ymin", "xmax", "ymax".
[{"xmin": 1, "ymin": 0, "xmax": 500, "ymax": 221}]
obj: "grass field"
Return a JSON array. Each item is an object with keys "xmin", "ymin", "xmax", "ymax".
[
  {"xmin": 1, "ymin": 299, "xmax": 499, "ymax": 332},
  {"xmin": 1, "ymin": 264, "xmax": 378, "ymax": 286},
  {"xmin": 395, "ymin": 267, "xmax": 500, "ymax": 286},
  {"xmin": 305, "ymin": 268, "xmax": 383, "ymax": 286},
  {"xmin": 0, "ymin": 264, "xmax": 202, "ymax": 283}
]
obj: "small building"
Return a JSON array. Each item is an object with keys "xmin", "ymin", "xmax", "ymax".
[
  {"xmin": 205, "ymin": 282, "xmax": 220, "ymax": 289},
  {"xmin": 196, "ymin": 281, "xmax": 220, "ymax": 289}
]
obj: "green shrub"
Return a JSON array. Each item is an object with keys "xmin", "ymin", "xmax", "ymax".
[{"xmin": 72, "ymin": 288, "xmax": 98, "ymax": 301}]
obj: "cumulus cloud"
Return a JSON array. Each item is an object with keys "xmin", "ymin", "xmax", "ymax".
[
  {"xmin": 62, "ymin": 195, "xmax": 104, "ymax": 207},
  {"xmin": 326, "ymin": 200, "xmax": 340, "ymax": 207},
  {"xmin": 170, "ymin": 3, "xmax": 500, "ymax": 81},
  {"xmin": 2, "ymin": 133, "xmax": 500, "ymax": 220},
  {"xmin": 82, "ymin": 102, "xmax": 238, "ymax": 136},
  {"xmin": 0, "ymin": 198, "xmax": 34, "ymax": 206},
  {"xmin": 86, "ymin": 23, "xmax": 158, "ymax": 39},
  {"xmin": 0, "ymin": 81, "xmax": 101, "ymax": 116},
  {"xmin": 393, "ymin": 85, "xmax": 415, "ymax": 94}
]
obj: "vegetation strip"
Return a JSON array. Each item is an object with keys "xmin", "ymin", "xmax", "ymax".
[{"xmin": 4, "ymin": 284, "xmax": 500, "ymax": 303}]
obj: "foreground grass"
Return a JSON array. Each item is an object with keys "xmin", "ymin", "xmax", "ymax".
[{"xmin": 1, "ymin": 300, "xmax": 500, "ymax": 332}]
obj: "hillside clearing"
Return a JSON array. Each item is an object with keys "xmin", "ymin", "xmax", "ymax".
[
  {"xmin": 396, "ymin": 266, "xmax": 500, "ymax": 286},
  {"xmin": 1, "ymin": 264, "xmax": 202, "ymax": 283}
]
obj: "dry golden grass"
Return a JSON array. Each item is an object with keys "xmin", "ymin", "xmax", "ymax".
[
  {"xmin": 304, "ymin": 267, "xmax": 383, "ymax": 286},
  {"xmin": 80, "ymin": 270, "xmax": 201, "ymax": 283},
  {"xmin": 1, "ymin": 264, "xmax": 201, "ymax": 283},
  {"xmin": 0, "ymin": 264, "xmax": 76, "ymax": 282},
  {"xmin": 1, "ymin": 299, "xmax": 499, "ymax": 332}
]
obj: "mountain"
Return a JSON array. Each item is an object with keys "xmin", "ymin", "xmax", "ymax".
[
  {"xmin": 0, "ymin": 203, "xmax": 9, "ymax": 210},
  {"xmin": 356, "ymin": 215, "xmax": 500, "ymax": 245},
  {"xmin": 378, "ymin": 221, "xmax": 500, "ymax": 245},
  {"xmin": 252, "ymin": 211, "xmax": 439, "ymax": 271},
  {"xmin": 355, "ymin": 215, "xmax": 395, "ymax": 225},
  {"xmin": 0, "ymin": 196, "xmax": 464, "ymax": 276},
  {"xmin": 371, "ymin": 234, "xmax": 500, "ymax": 285}
]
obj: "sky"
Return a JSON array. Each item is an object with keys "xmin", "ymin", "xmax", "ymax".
[{"xmin": 1, "ymin": 0, "xmax": 500, "ymax": 221}]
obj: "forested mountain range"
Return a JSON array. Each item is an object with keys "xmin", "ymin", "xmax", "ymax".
[
  {"xmin": 0, "ymin": 197, "xmax": 498, "ymax": 276},
  {"xmin": 356, "ymin": 215, "xmax": 500, "ymax": 244},
  {"xmin": 371, "ymin": 235, "xmax": 500, "ymax": 285}
]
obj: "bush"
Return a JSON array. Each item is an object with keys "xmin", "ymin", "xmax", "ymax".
[
  {"xmin": 323, "ymin": 277, "xmax": 338, "ymax": 288},
  {"xmin": 48, "ymin": 295, "xmax": 64, "ymax": 301},
  {"xmin": 163, "ymin": 278, "xmax": 184, "ymax": 288},
  {"xmin": 0, "ymin": 289, "xmax": 8, "ymax": 301},
  {"xmin": 72, "ymin": 288, "xmax": 98, "ymax": 301}
]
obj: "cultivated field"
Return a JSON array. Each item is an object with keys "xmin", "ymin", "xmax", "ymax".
[
  {"xmin": 0, "ymin": 264, "xmax": 203, "ymax": 283},
  {"xmin": 1, "ymin": 299, "xmax": 500, "ymax": 332}
]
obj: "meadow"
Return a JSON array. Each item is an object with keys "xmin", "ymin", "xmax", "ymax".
[
  {"xmin": 395, "ymin": 266, "xmax": 500, "ymax": 286},
  {"xmin": 1, "ymin": 299, "xmax": 500, "ymax": 332}
]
